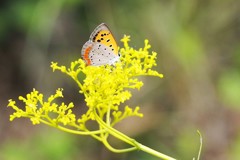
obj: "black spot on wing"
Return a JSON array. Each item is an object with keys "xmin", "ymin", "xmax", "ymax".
[{"xmin": 93, "ymin": 31, "xmax": 100, "ymax": 41}]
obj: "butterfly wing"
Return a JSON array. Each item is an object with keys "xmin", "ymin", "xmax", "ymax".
[
  {"xmin": 89, "ymin": 23, "xmax": 118, "ymax": 56},
  {"xmin": 81, "ymin": 41, "xmax": 93, "ymax": 65},
  {"xmin": 81, "ymin": 41, "xmax": 119, "ymax": 66}
]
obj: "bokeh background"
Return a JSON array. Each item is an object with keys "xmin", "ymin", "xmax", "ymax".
[{"xmin": 1, "ymin": 0, "xmax": 240, "ymax": 159}]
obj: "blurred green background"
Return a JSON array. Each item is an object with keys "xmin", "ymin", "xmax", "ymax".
[{"xmin": 1, "ymin": 0, "xmax": 240, "ymax": 159}]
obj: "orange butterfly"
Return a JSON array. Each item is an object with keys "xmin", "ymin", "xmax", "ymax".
[{"xmin": 81, "ymin": 23, "xmax": 120, "ymax": 66}]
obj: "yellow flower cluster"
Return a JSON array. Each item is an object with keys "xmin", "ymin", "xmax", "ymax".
[
  {"xmin": 8, "ymin": 89, "xmax": 75, "ymax": 125},
  {"xmin": 8, "ymin": 35, "xmax": 167, "ymax": 157}
]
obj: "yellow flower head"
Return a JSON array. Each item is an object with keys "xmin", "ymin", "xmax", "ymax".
[
  {"xmin": 8, "ymin": 35, "xmax": 163, "ymax": 145},
  {"xmin": 51, "ymin": 35, "xmax": 163, "ymax": 127},
  {"xmin": 6, "ymin": 35, "xmax": 178, "ymax": 160}
]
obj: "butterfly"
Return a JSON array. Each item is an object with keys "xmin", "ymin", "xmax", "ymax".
[{"xmin": 81, "ymin": 23, "xmax": 120, "ymax": 66}]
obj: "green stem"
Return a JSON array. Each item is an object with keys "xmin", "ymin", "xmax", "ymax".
[
  {"xmin": 106, "ymin": 104, "xmax": 111, "ymax": 125},
  {"xmin": 101, "ymin": 137, "xmax": 137, "ymax": 153},
  {"xmin": 94, "ymin": 109, "xmax": 137, "ymax": 146},
  {"xmin": 93, "ymin": 109, "xmax": 176, "ymax": 160},
  {"xmin": 137, "ymin": 143, "xmax": 176, "ymax": 160},
  {"xmin": 38, "ymin": 118, "xmax": 105, "ymax": 136},
  {"xmin": 196, "ymin": 130, "xmax": 203, "ymax": 160}
]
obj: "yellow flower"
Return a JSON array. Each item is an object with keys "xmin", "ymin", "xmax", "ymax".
[
  {"xmin": 7, "ymin": 36, "xmax": 175, "ymax": 160},
  {"xmin": 8, "ymin": 34, "xmax": 163, "ymax": 139}
]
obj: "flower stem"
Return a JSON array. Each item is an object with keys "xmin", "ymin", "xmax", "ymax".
[
  {"xmin": 94, "ymin": 109, "xmax": 176, "ymax": 160},
  {"xmin": 137, "ymin": 142, "xmax": 176, "ymax": 160}
]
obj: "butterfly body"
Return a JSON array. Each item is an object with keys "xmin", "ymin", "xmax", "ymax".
[{"xmin": 81, "ymin": 23, "xmax": 120, "ymax": 66}]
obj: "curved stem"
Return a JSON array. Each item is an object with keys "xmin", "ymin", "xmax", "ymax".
[
  {"xmin": 196, "ymin": 130, "xmax": 203, "ymax": 160},
  {"xmin": 93, "ymin": 109, "xmax": 176, "ymax": 160},
  {"xmin": 101, "ymin": 136, "xmax": 137, "ymax": 153},
  {"xmin": 38, "ymin": 118, "xmax": 105, "ymax": 136},
  {"xmin": 94, "ymin": 109, "xmax": 138, "ymax": 147}
]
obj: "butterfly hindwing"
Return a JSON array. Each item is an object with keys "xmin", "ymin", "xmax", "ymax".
[
  {"xmin": 81, "ymin": 41, "xmax": 119, "ymax": 66},
  {"xmin": 81, "ymin": 41, "xmax": 94, "ymax": 65}
]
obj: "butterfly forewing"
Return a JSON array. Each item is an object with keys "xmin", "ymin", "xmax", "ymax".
[{"xmin": 89, "ymin": 23, "xmax": 118, "ymax": 56}]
